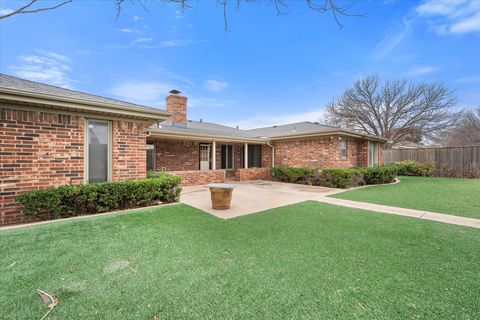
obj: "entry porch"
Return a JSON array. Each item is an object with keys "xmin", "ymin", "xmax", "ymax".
[{"xmin": 146, "ymin": 137, "xmax": 274, "ymax": 185}]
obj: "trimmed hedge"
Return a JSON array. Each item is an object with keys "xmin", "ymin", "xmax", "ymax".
[
  {"xmin": 320, "ymin": 168, "xmax": 363, "ymax": 189},
  {"xmin": 271, "ymin": 165, "xmax": 397, "ymax": 189},
  {"xmin": 271, "ymin": 167, "xmax": 316, "ymax": 183},
  {"xmin": 394, "ymin": 160, "xmax": 435, "ymax": 177},
  {"xmin": 16, "ymin": 175, "xmax": 182, "ymax": 219},
  {"xmin": 356, "ymin": 166, "xmax": 397, "ymax": 185},
  {"xmin": 147, "ymin": 170, "xmax": 175, "ymax": 179}
]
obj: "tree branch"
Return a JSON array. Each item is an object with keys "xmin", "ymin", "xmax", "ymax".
[{"xmin": 0, "ymin": 0, "xmax": 72, "ymax": 20}]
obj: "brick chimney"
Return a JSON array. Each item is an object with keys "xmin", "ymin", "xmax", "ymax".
[{"xmin": 166, "ymin": 90, "xmax": 187, "ymax": 125}]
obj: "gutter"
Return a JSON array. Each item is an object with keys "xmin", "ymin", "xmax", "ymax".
[{"xmin": 0, "ymin": 88, "xmax": 172, "ymax": 121}]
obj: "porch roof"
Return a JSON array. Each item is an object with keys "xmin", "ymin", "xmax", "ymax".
[{"xmin": 149, "ymin": 120, "xmax": 268, "ymax": 143}]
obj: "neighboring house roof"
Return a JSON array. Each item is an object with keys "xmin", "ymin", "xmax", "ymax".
[
  {"xmin": 245, "ymin": 122, "xmax": 336, "ymax": 137},
  {"xmin": 149, "ymin": 120, "xmax": 267, "ymax": 143},
  {"xmin": 0, "ymin": 73, "xmax": 171, "ymax": 121},
  {"xmin": 246, "ymin": 121, "xmax": 389, "ymax": 142}
]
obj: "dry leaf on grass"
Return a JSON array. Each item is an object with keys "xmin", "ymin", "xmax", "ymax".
[{"xmin": 36, "ymin": 289, "xmax": 60, "ymax": 320}]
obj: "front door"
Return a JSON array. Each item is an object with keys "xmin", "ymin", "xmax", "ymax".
[{"xmin": 199, "ymin": 144, "xmax": 211, "ymax": 171}]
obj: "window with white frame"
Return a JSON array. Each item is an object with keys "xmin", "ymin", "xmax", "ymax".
[
  {"xmin": 341, "ymin": 139, "xmax": 347, "ymax": 158},
  {"xmin": 146, "ymin": 142, "xmax": 155, "ymax": 171},
  {"xmin": 86, "ymin": 120, "xmax": 111, "ymax": 183},
  {"xmin": 368, "ymin": 142, "xmax": 378, "ymax": 167}
]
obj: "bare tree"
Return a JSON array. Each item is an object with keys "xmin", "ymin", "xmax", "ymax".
[
  {"xmin": 323, "ymin": 75, "xmax": 459, "ymax": 145},
  {"xmin": 0, "ymin": 0, "xmax": 72, "ymax": 20},
  {"xmin": 1, "ymin": 0, "xmax": 359, "ymax": 30},
  {"xmin": 443, "ymin": 107, "xmax": 480, "ymax": 146}
]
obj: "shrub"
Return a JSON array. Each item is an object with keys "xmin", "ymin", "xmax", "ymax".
[
  {"xmin": 358, "ymin": 165, "xmax": 397, "ymax": 185},
  {"xmin": 271, "ymin": 166, "xmax": 316, "ymax": 183},
  {"xmin": 147, "ymin": 170, "xmax": 175, "ymax": 179},
  {"xmin": 415, "ymin": 162, "xmax": 436, "ymax": 176},
  {"xmin": 320, "ymin": 168, "xmax": 361, "ymax": 189},
  {"xmin": 271, "ymin": 165, "xmax": 398, "ymax": 189},
  {"xmin": 16, "ymin": 175, "xmax": 182, "ymax": 219},
  {"xmin": 394, "ymin": 160, "xmax": 435, "ymax": 177}
]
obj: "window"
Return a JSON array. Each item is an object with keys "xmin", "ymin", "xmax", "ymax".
[
  {"xmin": 368, "ymin": 142, "xmax": 378, "ymax": 167},
  {"xmin": 86, "ymin": 120, "xmax": 111, "ymax": 183},
  {"xmin": 248, "ymin": 145, "xmax": 262, "ymax": 168},
  {"xmin": 221, "ymin": 144, "xmax": 233, "ymax": 169},
  {"xmin": 341, "ymin": 139, "xmax": 347, "ymax": 158},
  {"xmin": 146, "ymin": 142, "xmax": 155, "ymax": 171}
]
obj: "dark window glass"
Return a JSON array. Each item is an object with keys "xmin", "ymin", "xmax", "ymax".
[
  {"xmin": 146, "ymin": 143, "xmax": 155, "ymax": 171},
  {"xmin": 221, "ymin": 145, "xmax": 233, "ymax": 169},
  {"xmin": 248, "ymin": 145, "xmax": 262, "ymax": 168}
]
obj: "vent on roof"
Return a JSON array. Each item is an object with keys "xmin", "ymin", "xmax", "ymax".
[
  {"xmin": 273, "ymin": 125, "xmax": 277, "ymax": 128},
  {"xmin": 200, "ymin": 118, "xmax": 203, "ymax": 123}
]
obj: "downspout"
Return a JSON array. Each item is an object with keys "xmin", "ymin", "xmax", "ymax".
[{"xmin": 266, "ymin": 140, "xmax": 275, "ymax": 168}]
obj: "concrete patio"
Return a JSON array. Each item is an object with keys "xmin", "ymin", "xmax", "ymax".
[{"xmin": 180, "ymin": 180, "xmax": 342, "ymax": 219}]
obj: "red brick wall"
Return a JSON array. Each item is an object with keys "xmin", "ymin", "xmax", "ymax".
[
  {"xmin": 170, "ymin": 169, "xmax": 225, "ymax": 185},
  {"xmin": 272, "ymin": 136, "xmax": 361, "ymax": 169},
  {"xmin": 357, "ymin": 140, "xmax": 369, "ymax": 167},
  {"xmin": 0, "ymin": 106, "xmax": 149, "ymax": 225},
  {"xmin": 261, "ymin": 144, "xmax": 273, "ymax": 168},
  {"xmin": 236, "ymin": 167, "xmax": 272, "ymax": 181},
  {"xmin": 154, "ymin": 139, "xmax": 200, "ymax": 171},
  {"xmin": 112, "ymin": 121, "xmax": 149, "ymax": 182}
]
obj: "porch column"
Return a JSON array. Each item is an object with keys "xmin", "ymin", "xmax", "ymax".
[
  {"xmin": 244, "ymin": 142, "xmax": 248, "ymax": 168},
  {"xmin": 212, "ymin": 141, "xmax": 216, "ymax": 170}
]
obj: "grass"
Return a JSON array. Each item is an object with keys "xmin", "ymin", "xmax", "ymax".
[
  {"xmin": 330, "ymin": 176, "xmax": 480, "ymax": 219},
  {"xmin": 1, "ymin": 202, "xmax": 479, "ymax": 319}
]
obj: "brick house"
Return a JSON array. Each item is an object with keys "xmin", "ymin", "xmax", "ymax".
[{"xmin": 1, "ymin": 74, "xmax": 387, "ymax": 225}]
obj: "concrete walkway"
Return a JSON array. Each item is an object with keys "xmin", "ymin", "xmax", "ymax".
[
  {"xmin": 318, "ymin": 197, "xmax": 480, "ymax": 229},
  {"xmin": 181, "ymin": 180, "xmax": 480, "ymax": 229}
]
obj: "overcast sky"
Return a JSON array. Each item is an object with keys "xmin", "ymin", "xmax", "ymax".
[{"xmin": 1, "ymin": 0, "xmax": 479, "ymax": 128}]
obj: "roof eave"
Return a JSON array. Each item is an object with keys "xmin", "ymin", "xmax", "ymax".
[
  {"xmin": 148, "ymin": 128, "xmax": 268, "ymax": 143},
  {"xmin": 268, "ymin": 129, "xmax": 389, "ymax": 143},
  {"xmin": 0, "ymin": 87, "xmax": 171, "ymax": 121}
]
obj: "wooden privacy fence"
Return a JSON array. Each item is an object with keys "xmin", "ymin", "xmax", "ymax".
[{"xmin": 383, "ymin": 146, "xmax": 480, "ymax": 178}]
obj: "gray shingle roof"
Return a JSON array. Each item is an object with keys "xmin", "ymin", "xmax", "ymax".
[
  {"xmin": 151, "ymin": 120, "xmax": 265, "ymax": 140},
  {"xmin": 0, "ymin": 73, "xmax": 163, "ymax": 113},
  {"xmin": 245, "ymin": 121, "xmax": 337, "ymax": 137}
]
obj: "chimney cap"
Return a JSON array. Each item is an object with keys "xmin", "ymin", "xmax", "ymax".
[{"xmin": 169, "ymin": 89, "xmax": 181, "ymax": 95}]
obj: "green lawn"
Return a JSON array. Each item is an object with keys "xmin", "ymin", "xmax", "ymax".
[
  {"xmin": 1, "ymin": 202, "xmax": 479, "ymax": 319},
  {"xmin": 330, "ymin": 176, "xmax": 480, "ymax": 219}
]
